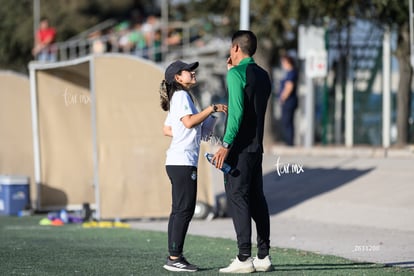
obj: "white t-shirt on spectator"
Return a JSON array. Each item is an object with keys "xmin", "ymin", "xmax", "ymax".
[{"xmin": 165, "ymin": 90, "xmax": 201, "ymax": 167}]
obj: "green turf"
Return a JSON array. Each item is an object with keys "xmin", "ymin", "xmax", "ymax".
[{"xmin": 0, "ymin": 216, "xmax": 412, "ymax": 275}]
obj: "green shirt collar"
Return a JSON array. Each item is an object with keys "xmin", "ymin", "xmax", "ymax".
[{"xmin": 238, "ymin": 56, "xmax": 255, "ymax": 66}]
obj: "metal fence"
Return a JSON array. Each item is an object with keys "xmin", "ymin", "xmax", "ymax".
[{"xmin": 34, "ymin": 20, "xmax": 226, "ymax": 64}]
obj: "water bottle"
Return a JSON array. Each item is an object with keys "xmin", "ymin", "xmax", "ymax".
[
  {"xmin": 205, "ymin": 153, "xmax": 232, "ymax": 174},
  {"xmin": 59, "ymin": 209, "xmax": 69, "ymax": 224}
]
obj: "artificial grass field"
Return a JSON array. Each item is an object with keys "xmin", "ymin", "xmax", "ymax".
[{"xmin": 0, "ymin": 216, "xmax": 412, "ymax": 275}]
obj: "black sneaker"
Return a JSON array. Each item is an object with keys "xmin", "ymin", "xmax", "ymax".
[{"xmin": 163, "ymin": 256, "xmax": 198, "ymax": 272}]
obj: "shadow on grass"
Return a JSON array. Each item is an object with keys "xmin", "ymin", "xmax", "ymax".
[
  {"xmin": 273, "ymin": 262, "xmax": 382, "ymax": 272},
  {"xmin": 189, "ymin": 262, "xmax": 390, "ymax": 274},
  {"xmin": 385, "ymin": 261, "xmax": 414, "ymax": 269}
]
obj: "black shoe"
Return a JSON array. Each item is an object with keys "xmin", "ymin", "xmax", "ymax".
[{"xmin": 163, "ymin": 256, "xmax": 198, "ymax": 272}]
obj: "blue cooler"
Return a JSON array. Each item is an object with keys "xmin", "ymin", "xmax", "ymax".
[{"xmin": 0, "ymin": 176, "xmax": 30, "ymax": 216}]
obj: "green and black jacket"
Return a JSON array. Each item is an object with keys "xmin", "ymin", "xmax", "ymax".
[{"xmin": 223, "ymin": 57, "xmax": 271, "ymax": 155}]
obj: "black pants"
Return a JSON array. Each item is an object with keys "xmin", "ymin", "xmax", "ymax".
[
  {"xmin": 224, "ymin": 152, "xmax": 270, "ymax": 257},
  {"xmin": 166, "ymin": 165, "xmax": 197, "ymax": 257}
]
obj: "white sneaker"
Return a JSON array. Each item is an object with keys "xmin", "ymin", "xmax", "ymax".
[
  {"xmin": 219, "ymin": 256, "xmax": 255, "ymax": 273},
  {"xmin": 253, "ymin": 255, "xmax": 273, "ymax": 272}
]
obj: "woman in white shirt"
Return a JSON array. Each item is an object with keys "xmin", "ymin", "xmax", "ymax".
[{"xmin": 159, "ymin": 60, "xmax": 227, "ymax": 272}]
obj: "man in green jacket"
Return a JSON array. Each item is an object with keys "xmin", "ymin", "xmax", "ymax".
[{"xmin": 213, "ymin": 30, "xmax": 272, "ymax": 273}]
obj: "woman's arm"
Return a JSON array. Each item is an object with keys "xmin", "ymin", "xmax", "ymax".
[
  {"xmin": 163, "ymin": 125, "xmax": 173, "ymax": 137},
  {"xmin": 280, "ymin": 81, "xmax": 294, "ymax": 102},
  {"xmin": 181, "ymin": 104, "xmax": 227, "ymax": 129}
]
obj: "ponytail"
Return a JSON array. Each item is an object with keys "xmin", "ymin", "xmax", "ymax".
[
  {"xmin": 159, "ymin": 80, "xmax": 170, "ymax": 111},
  {"xmin": 159, "ymin": 79, "xmax": 187, "ymax": 111}
]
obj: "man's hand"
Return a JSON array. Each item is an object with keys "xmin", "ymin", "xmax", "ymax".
[
  {"xmin": 212, "ymin": 146, "xmax": 229, "ymax": 169},
  {"xmin": 227, "ymin": 57, "xmax": 234, "ymax": 70}
]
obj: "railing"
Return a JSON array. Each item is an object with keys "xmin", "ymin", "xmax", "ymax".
[
  {"xmin": 34, "ymin": 20, "xmax": 228, "ymax": 65},
  {"xmin": 65, "ymin": 19, "xmax": 117, "ymax": 42}
]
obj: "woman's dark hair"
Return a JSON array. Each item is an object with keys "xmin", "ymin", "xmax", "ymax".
[
  {"xmin": 159, "ymin": 78, "xmax": 187, "ymax": 111},
  {"xmin": 281, "ymin": 55, "xmax": 296, "ymax": 68}
]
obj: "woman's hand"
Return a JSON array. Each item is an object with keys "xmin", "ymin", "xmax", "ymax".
[
  {"xmin": 213, "ymin": 104, "xmax": 228, "ymax": 114},
  {"xmin": 280, "ymin": 80, "xmax": 294, "ymax": 104},
  {"xmin": 181, "ymin": 104, "xmax": 228, "ymax": 129},
  {"xmin": 163, "ymin": 125, "xmax": 173, "ymax": 137}
]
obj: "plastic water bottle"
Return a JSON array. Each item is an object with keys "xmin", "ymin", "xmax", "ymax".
[
  {"xmin": 59, "ymin": 209, "xmax": 69, "ymax": 224},
  {"xmin": 205, "ymin": 153, "xmax": 232, "ymax": 174}
]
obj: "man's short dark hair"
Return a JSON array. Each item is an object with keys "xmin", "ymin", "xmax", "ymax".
[{"xmin": 232, "ymin": 30, "xmax": 257, "ymax": 56}]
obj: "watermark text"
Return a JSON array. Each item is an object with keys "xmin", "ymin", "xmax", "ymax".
[
  {"xmin": 275, "ymin": 156, "xmax": 305, "ymax": 176},
  {"xmin": 63, "ymin": 88, "xmax": 91, "ymax": 106},
  {"xmin": 353, "ymin": 245, "xmax": 381, "ymax": 252}
]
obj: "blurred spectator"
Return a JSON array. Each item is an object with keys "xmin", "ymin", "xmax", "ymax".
[
  {"xmin": 129, "ymin": 21, "xmax": 147, "ymax": 57},
  {"xmin": 88, "ymin": 30, "xmax": 106, "ymax": 54},
  {"xmin": 106, "ymin": 27, "xmax": 119, "ymax": 52},
  {"xmin": 141, "ymin": 15, "xmax": 160, "ymax": 47},
  {"xmin": 117, "ymin": 21, "xmax": 131, "ymax": 53},
  {"xmin": 166, "ymin": 28, "xmax": 182, "ymax": 46},
  {"xmin": 152, "ymin": 29, "xmax": 162, "ymax": 62},
  {"xmin": 279, "ymin": 55, "xmax": 299, "ymax": 146},
  {"xmin": 32, "ymin": 17, "xmax": 57, "ymax": 62}
]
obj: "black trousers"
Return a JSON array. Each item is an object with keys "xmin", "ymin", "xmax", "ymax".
[
  {"xmin": 224, "ymin": 152, "xmax": 270, "ymax": 257},
  {"xmin": 166, "ymin": 165, "xmax": 197, "ymax": 257}
]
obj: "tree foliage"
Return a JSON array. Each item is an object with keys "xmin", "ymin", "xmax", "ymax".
[
  {"xmin": 186, "ymin": 0, "xmax": 367, "ymax": 61},
  {"xmin": 184, "ymin": 0, "xmax": 412, "ymax": 145},
  {"xmin": 1, "ymin": 0, "xmax": 411, "ymax": 144},
  {"xmin": 0, "ymin": 0, "xmax": 154, "ymax": 72},
  {"xmin": 0, "ymin": 0, "xmax": 33, "ymax": 72}
]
